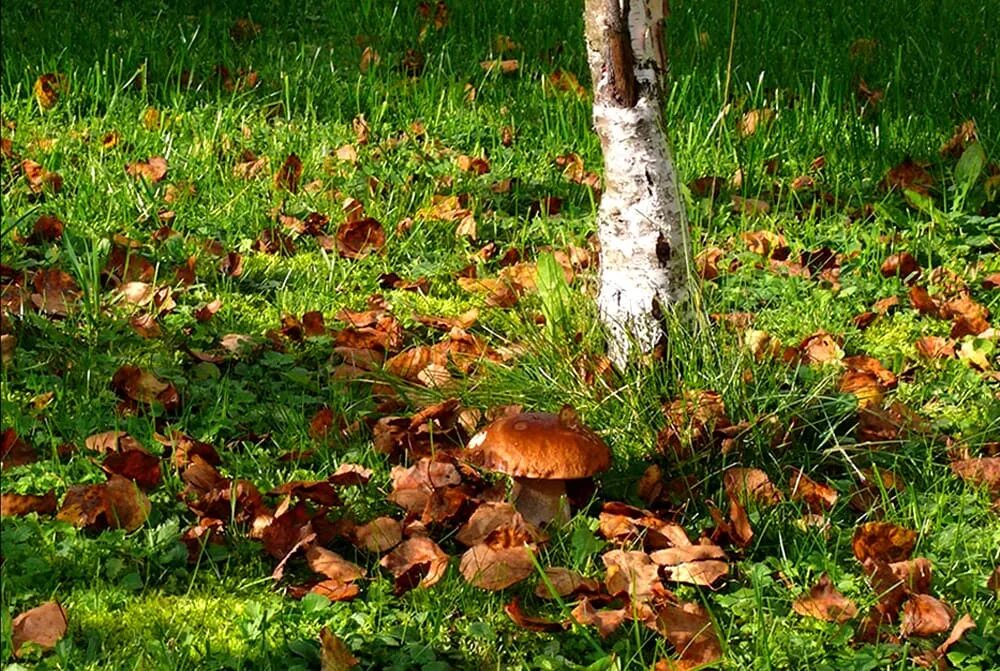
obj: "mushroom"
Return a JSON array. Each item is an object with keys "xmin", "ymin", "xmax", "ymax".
[{"xmin": 466, "ymin": 406, "xmax": 611, "ymax": 526}]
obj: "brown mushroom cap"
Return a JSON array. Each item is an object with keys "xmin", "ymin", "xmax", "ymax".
[{"xmin": 467, "ymin": 407, "xmax": 611, "ymax": 479}]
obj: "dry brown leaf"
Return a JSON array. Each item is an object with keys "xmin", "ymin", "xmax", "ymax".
[
  {"xmin": 34, "ymin": 73, "xmax": 66, "ymax": 110},
  {"xmin": 723, "ymin": 467, "xmax": 783, "ymax": 506},
  {"xmin": 274, "ymin": 153, "xmax": 303, "ymax": 193},
  {"xmin": 12, "ymin": 601, "xmax": 67, "ymax": 657},
  {"xmin": 602, "ymin": 549, "xmax": 663, "ymax": 601},
  {"xmin": 950, "ymin": 457, "xmax": 1000, "ymax": 495},
  {"xmin": 1, "ymin": 492, "xmax": 58, "ymax": 517},
  {"xmin": 900, "ymin": 594, "xmax": 953, "ymax": 638},
  {"xmin": 882, "ymin": 158, "xmax": 934, "ymax": 195},
  {"xmin": 571, "ymin": 599, "xmax": 628, "ymax": 639},
  {"xmin": 651, "ymin": 601, "xmax": 723, "ymax": 670},
  {"xmin": 353, "ymin": 516, "xmax": 403, "ymax": 552},
  {"xmin": 336, "ymin": 217, "xmax": 385, "ymax": 259},
  {"xmin": 380, "ymin": 537, "xmax": 450, "ymax": 593},
  {"xmin": 125, "ymin": 156, "xmax": 168, "ymax": 183},
  {"xmin": 650, "ymin": 544, "xmax": 729, "ymax": 587},
  {"xmin": 320, "ymin": 627, "xmax": 359, "ymax": 671},
  {"xmin": 792, "ymin": 574, "xmax": 858, "ymax": 623},
  {"xmin": 306, "ymin": 546, "xmax": 366, "ymax": 582},
  {"xmin": 534, "ymin": 567, "xmax": 601, "ymax": 600},
  {"xmin": 852, "ymin": 522, "xmax": 918, "ymax": 564},
  {"xmin": 505, "ymin": 597, "xmax": 566, "ymax": 632},
  {"xmin": 460, "ymin": 539, "xmax": 535, "ymax": 590},
  {"xmin": 736, "ymin": 108, "xmax": 776, "ymax": 137},
  {"xmin": 789, "ymin": 469, "xmax": 838, "ymax": 513}
]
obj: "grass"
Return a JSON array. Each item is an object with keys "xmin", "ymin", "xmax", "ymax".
[{"xmin": 2, "ymin": 0, "xmax": 999, "ymax": 669}]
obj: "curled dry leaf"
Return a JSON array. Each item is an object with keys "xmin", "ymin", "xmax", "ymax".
[
  {"xmin": 789, "ymin": 469, "xmax": 838, "ymax": 513},
  {"xmin": 274, "ymin": 153, "xmax": 303, "ymax": 193},
  {"xmin": 950, "ymin": 457, "xmax": 1000, "ymax": 495},
  {"xmin": 650, "ymin": 544, "xmax": 729, "ymax": 587},
  {"xmin": 102, "ymin": 449, "xmax": 163, "ymax": 489},
  {"xmin": 651, "ymin": 601, "xmax": 723, "ymax": 671},
  {"xmin": 852, "ymin": 521, "xmax": 917, "ymax": 564},
  {"xmin": 723, "ymin": 467, "xmax": 783, "ymax": 506},
  {"xmin": 12, "ymin": 601, "xmax": 67, "ymax": 657},
  {"xmin": 880, "ymin": 253, "xmax": 921, "ymax": 283},
  {"xmin": 1, "ymin": 492, "xmax": 58, "ymax": 517},
  {"xmin": 320, "ymin": 627, "xmax": 359, "ymax": 671},
  {"xmin": 571, "ymin": 598, "xmax": 629, "ymax": 639},
  {"xmin": 889, "ymin": 557, "xmax": 933, "ymax": 594},
  {"xmin": 353, "ymin": 516, "xmax": 403, "ymax": 552},
  {"xmin": 85, "ymin": 430, "xmax": 143, "ymax": 454},
  {"xmin": 380, "ymin": 536, "xmax": 450, "ymax": 593},
  {"xmin": 34, "ymin": 73, "xmax": 66, "ymax": 109},
  {"xmin": 111, "ymin": 364, "xmax": 180, "ymax": 411},
  {"xmin": 305, "ymin": 546, "xmax": 366, "ymax": 582},
  {"xmin": 505, "ymin": 597, "xmax": 565, "ymax": 632},
  {"xmin": 1, "ymin": 428, "xmax": 37, "ymax": 470},
  {"xmin": 736, "ymin": 108, "xmax": 776, "ymax": 137},
  {"xmin": 602, "ymin": 549, "xmax": 663, "ymax": 601},
  {"xmin": 900, "ymin": 594, "xmax": 953, "ymax": 638},
  {"xmin": 460, "ymin": 532, "xmax": 536, "ymax": 591},
  {"xmin": 125, "ymin": 156, "xmax": 168, "ymax": 183},
  {"xmin": 57, "ymin": 474, "xmax": 151, "ymax": 531},
  {"xmin": 336, "ymin": 217, "xmax": 385, "ymax": 259},
  {"xmin": 882, "ymin": 158, "xmax": 934, "ymax": 195},
  {"xmin": 792, "ymin": 574, "xmax": 858, "ymax": 623},
  {"xmin": 535, "ymin": 567, "xmax": 601, "ymax": 600},
  {"xmin": 456, "ymin": 501, "xmax": 544, "ymax": 547}
]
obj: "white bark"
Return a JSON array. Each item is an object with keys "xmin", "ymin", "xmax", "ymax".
[{"xmin": 585, "ymin": 0, "xmax": 690, "ymax": 367}]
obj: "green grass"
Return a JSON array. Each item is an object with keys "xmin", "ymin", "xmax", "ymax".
[{"xmin": 2, "ymin": 0, "xmax": 999, "ymax": 669}]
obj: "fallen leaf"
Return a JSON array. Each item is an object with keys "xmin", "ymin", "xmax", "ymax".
[
  {"xmin": 460, "ymin": 536, "xmax": 535, "ymax": 590},
  {"xmin": 792, "ymin": 574, "xmax": 858, "ymax": 623},
  {"xmin": 736, "ymin": 108, "xmax": 775, "ymax": 137},
  {"xmin": 1, "ymin": 428, "xmax": 38, "ymax": 469},
  {"xmin": 852, "ymin": 522, "xmax": 917, "ymax": 564},
  {"xmin": 320, "ymin": 627, "xmax": 359, "ymax": 671},
  {"xmin": 723, "ymin": 467, "xmax": 783, "ymax": 506},
  {"xmin": 380, "ymin": 536, "xmax": 450, "ymax": 593},
  {"xmin": 125, "ymin": 156, "xmax": 168, "ymax": 183},
  {"xmin": 882, "ymin": 158, "xmax": 934, "ymax": 195},
  {"xmin": 306, "ymin": 546, "xmax": 366, "ymax": 582},
  {"xmin": 1, "ymin": 492, "xmax": 58, "ymax": 517},
  {"xmin": 353, "ymin": 516, "xmax": 403, "ymax": 552},
  {"xmin": 789, "ymin": 469, "xmax": 838, "ymax": 513},
  {"xmin": 650, "ymin": 544, "xmax": 729, "ymax": 587},
  {"xmin": 534, "ymin": 567, "xmax": 601, "ymax": 600},
  {"xmin": 602, "ymin": 549, "xmax": 663, "ymax": 601},
  {"xmin": 12, "ymin": 602, "xmax": 67, "ymax": 657},
  {"xmin": 102, "ymin": 449, "xmax": 162, "ymax": 489},
  {"xmin": 950, "ymin": 457, "xmax": 1000, "ymax": 495},
  {"xmin": 571, "ymin": 598, "xmax": 628, "ymax": 638},
  {"xmin": 505, "ymin": 597, "xmax": 565, "ymax": 632},
  {"xmin": 274, "ymin": 153, "xmax": 303, "ymax": 193},
  {"xmin": 900, "ymin": 594, "xmax": 952, "ymax": 638},
  {"xmin": 336, "ymin": 218, "xmax": 385, "ymax": 259},
  {"xmin": 651, "ymin": 601, "xmax": 723, "ymax": 670},
  {"xmin": 33, "ymin": 73, "xmax": 66, "ymax": 110}
]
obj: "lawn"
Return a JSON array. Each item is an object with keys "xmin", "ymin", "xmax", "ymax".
[{"xmin": 1, "ymin": 0, "xmax": 998, "ymax": 669}]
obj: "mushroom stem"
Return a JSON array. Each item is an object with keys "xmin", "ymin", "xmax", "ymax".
[{"xmin": 512, "ymin": 477, "xmax": 570, "ymax": 526}]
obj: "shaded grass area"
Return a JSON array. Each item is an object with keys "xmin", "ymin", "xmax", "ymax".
[{"xmin": 2, "ymin": 0, "xmax": 999, "ymax": 669}]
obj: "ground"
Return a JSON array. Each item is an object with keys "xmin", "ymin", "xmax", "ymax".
[{"xmin": 1, "ymin": 1, "xmax": 998, "ymax": 670}]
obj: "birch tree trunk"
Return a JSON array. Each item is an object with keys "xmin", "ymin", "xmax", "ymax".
[{"xmin": 585, "ymin": 0, "xmax": 690, "ymax": 368}]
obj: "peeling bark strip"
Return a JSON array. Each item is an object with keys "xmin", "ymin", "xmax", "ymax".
[{"xmin": 585, "ymin": 0, "xmax": 690, "ymax": 367}]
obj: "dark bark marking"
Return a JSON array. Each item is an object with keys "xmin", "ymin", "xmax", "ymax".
[
  {"xmin": 606, "ymin": 0, "xmax": 638, "ymax": 108},
  {"xmin": 656, "ymin": 233, "xmax": 672, "ymax": 266}
]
